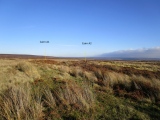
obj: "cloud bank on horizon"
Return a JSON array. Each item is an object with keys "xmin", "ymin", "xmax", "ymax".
[{"xmin": 100, "ymin": 47, "xmax": 160, "ymax": 58}]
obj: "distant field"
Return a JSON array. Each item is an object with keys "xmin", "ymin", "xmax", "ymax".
[{"xmin": 0, "ymin": 57, "xmax": 160, "ymax": 120}]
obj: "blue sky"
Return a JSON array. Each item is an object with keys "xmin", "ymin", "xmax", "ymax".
[{"xmin": 0, "ymin": 0, "xmax": 160, "ymax": 57}]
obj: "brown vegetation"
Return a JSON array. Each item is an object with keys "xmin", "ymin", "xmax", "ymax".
[{"xmin": 0, "ymin": 58, "xmax": 160, "ymax": 119}]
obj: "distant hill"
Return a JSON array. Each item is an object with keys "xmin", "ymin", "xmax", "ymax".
[
  {"xmin": 0, "ymin": 54, "xmax": 87, "ymax": 60},
  {"xmin": 0, "ymin": 54, "xmax": 55, "ymax": 59},
  {"xmin": 97, "ymin": 47, "xmax": 160, "ymax": 60}
]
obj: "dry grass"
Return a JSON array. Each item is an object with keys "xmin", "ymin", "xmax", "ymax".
[
  {"xmin": 130, "ymin": 75, "xmax": 160, "ymax": 102},
  {"xmin": 0, "ymin": 58, "xmax": 160, "ymax": 119},
  {"xmin": 43, "ymin": 87, "xmax": 56, "ymax": 109},
  {"xmin": 0, "ymin": 80, "xmax": 95, "ymax": 119},
  {"xmin": 0, "ymin": 61, "xmax": 41, "ymax": 91},
  {"xmin": 92, "ymin": 68, "xmax": 131, "ymax": 88},
  {"xmin": 56, "ymin": 65, "xmax": 70, "ymax": 73},
  {"xmin": 49, "ymin": 80, "xmax": 95, "ymax": 110},
  {"xmin": 103, "ymin": 71, "xmax": 131, "ymax": 88},
  {"xmin": 0, "ymin": 83, "xmax": 44, "ymax": 120},
  {"xmin": 97, "ymin": 60, "xmax": 160, "ymax": 72},
  {"xmin": 69, "ymin": 67, "xmax": 84, "ymax": 77},
  {"xmin": 15, "ymin": 61, "xmax": 40, "ymax": 79}
]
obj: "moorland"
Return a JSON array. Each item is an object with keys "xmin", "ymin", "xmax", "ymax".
[{"xmin": 0, "ymin": 55, "xmax": 160, "ymax": 120}]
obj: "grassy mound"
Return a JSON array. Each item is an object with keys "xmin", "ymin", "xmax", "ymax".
[{"xmin": 15, "ymin": 61, "xmax": 40, "ymax": 79}]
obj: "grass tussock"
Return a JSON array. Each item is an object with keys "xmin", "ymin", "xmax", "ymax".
[
  {"xmin": 0, "ymin": 79, "xmax": 95, "ymax": 119},
  {"xmin": 67, "ymin": 80, "xmax": 94, "ymax": 109},
  {"xmin": 0, "ymin": 83, "xmax": 44, "ymax": 120},
  {"xmin": 69, "ymin": 67, "xmax": 84, "ymax": 77},
  {"xmin": 0, "ymin": 61, "xmax": 41, "ymax": 91},
  {"xmin": 92, "ymin": 67, "xmax": 160, "ymax": 103},
  {"xmin": 130, "ymin": 75, "xmax": 160, "ymax": 102},
  {"xmin": 103, "ymin": 72, "xmax": 131, "ymax": 91},
  {"xmin": 45, "ymin": 79, "xmax": 95, "ymax": 111},
  {"xmin": 15, "ymin": 61, "xmax": 40, "ymax": 79},
  {"xmin": 92, "ymin": 68, "xmax": 131, "ymax": 89}
]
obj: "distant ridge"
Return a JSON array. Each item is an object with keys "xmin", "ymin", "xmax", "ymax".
[
  {"xmin": 0, "ymin": 54, "xmax": 88, "ymax": 60},
  {"xmin": 0, "ymin": 54, "xmax": 55, "ymax": 59}
]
